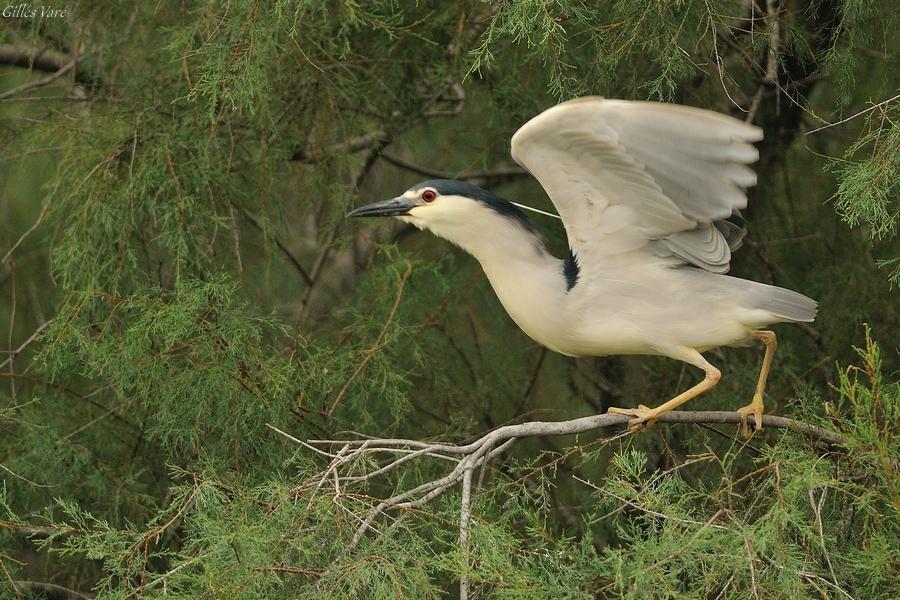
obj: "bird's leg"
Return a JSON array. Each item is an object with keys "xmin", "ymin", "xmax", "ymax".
[
  {"xmin": 737, "ymin": 330, "xmax": 777, "ymax": 437},
  {"xmin": 608, "ymin": 350, "xmax": 721, "ymax": 432}
]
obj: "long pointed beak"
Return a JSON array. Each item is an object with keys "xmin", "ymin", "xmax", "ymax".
[{"xmin": 347, "ymin": 196, "xmax": 416, "ymax": 218}]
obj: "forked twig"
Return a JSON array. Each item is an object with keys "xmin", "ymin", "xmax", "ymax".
[{"xmin": 272, "ymin": 410, "xmax": 844, "ymax": 551}]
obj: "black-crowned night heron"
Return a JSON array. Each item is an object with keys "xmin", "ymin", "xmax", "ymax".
[{"xmin": 349, "ymin": 98, "xmax": 816, "ymax": 436}]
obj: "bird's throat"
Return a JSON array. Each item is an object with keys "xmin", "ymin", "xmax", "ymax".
[{"xmin": 452, "ymin": 219, "xmax": 571, "ymax": 352}]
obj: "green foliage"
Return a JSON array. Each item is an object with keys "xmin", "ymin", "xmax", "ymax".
[
  {"xmin": 470, "ymin": 0, "xmax": 731, "ymax": 100},
  {"xmin": 4, "ymin": 335, "xmax": 893, "ymax": 598},
  {"xmin": 1, "ymin": 0, "xmax": 897, "ymax": 598},
  {"xmin": 40, "ymin": 277, "xmax": 297, "ymax": 459},
  {"xmin": 831, "ymin": 105, "xmax": 900, "ymax": 284}
]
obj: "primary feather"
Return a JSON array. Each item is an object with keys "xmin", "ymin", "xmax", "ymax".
[{"xmin": 511, "ymin": 97, "xmax": 763, "ymax": 274}]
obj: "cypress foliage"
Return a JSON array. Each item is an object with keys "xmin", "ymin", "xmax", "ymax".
[{"xmin": 1, "ymin": 1, "xmax": 897, "ymax": 598}]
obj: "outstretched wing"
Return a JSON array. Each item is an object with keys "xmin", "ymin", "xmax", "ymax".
[{"xmin": 510, "ymin": 98, "xmax": 762, "ymax": 274}]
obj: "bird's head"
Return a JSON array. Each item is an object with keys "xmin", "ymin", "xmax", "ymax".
[{"xmin": 348, "ymin": 179, "xmax": 534, "ymax": 248}]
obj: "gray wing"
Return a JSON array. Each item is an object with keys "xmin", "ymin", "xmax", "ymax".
[{"xmin": 510, "ymin": 98, "xmax": 762, "ymax": 274}]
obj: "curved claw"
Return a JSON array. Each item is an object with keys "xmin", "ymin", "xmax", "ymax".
[
  {"xmin": 737, "ymin": 394, "xmax": 764, "ymax": 438},
  {"xmin": 607, "ymin": 404, "xmax": 656, "ymax": 432}
]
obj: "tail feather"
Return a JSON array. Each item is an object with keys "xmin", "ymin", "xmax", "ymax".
[{"xmin": 755, "ymin": 284, "xmax": 818, "ymax": 323}]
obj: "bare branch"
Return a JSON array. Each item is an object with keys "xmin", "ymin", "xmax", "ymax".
[
  {"xmin": 12, "ymin": 580, "xmax": 94, "ymax": 599},
  {"xmin": 805, "ymin": 92, "xmax": 900, "ymax": 135},
  {"xmin": 0, "ymin": 320, "xmax": 52, "ymax": 371},
  {"xmin": 1, "ymin": 201, "xmax": 51, "ymax": 267},
  {"xmin": 0, "ymin": 463, "xmax": 54, "ymax": 488},
  {"xmin": 0, "ymin": 43, "xmax": 73, "ymax": 73},
  {"xmin": 381, "ymin": 152, "xmax": 528, "ymax": 185},
  {"xmin": 810, "ymin": 487, "xmax": 839, "ymax": 588},
  {"xmin": 0, "ymin": 57, "xmax": 77, "ymax": 101},
  {"xmin": 746, "ymin": 0, "xmax": 781, "ymax": 124},
  {"xmin": 291, "ymin": 131, "xmax": 387, "ymax": 162},
  {"xmin": 273, "ymin": 410, "xmax": 845, "ymax": 549},
  {"xmin": 233, "ymin": 204, "xmax": 313, "ymax": 286},
  {"xmin": 459, "ymin": 466, "xmax": 473, "ymax": 600},
  {"xmin": 309, "ymin": 411, "xmax": 845, "ymax": 451},
  {"xmin": 0, "ymin": 43, "xmax": 95, "ymax": 86}
]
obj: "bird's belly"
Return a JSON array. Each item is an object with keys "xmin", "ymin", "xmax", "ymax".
[
  {"xmin": 558, "ymin": 298, "xmax": 755, "ymax": 357},
  {"xmin": 487, "ymin": 264, "xmax": 760, "ymax": 359},
  {"xmin": 558, "ymin": 320, "xmax": 663, "ymax": 356}
]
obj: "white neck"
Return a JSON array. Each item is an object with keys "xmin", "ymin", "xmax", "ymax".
[{"xmin": 411, "ymin": 202, "xmax": 572, "ymax": 353}]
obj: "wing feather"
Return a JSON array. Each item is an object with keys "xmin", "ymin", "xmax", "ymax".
[{"xmin": 510, "ymin": 98, "xmax": 762, "ymax": 274}]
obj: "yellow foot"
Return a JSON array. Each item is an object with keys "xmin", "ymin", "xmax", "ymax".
[
  {"xmin": 737, "ymin": 394, "xmax": 764, "ymax": 438},
  {"xmin": 608, "ymin": 405, "xmax": 656, "ymax": 432}
]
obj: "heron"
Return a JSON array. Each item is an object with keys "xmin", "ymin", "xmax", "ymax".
[{"xmin": 348, "ymin": 98, "xmax": 816, "ymax": 436}]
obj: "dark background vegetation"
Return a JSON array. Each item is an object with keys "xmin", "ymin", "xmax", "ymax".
[{"xmin": 0, "ymin": 1, "xmax": 897, "ymax": 598}]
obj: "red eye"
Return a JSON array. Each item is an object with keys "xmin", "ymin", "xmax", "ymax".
[{"xmin": 422, "ymin": 190, "xmax": 437, "ymax": 202}]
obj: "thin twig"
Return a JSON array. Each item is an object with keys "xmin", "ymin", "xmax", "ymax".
[
  {"xmin": 1, "ymin": 201, "xmax": 50, "ymax": 267},
  {"xmin": 252, "ymin": 565, "xmax": 321, "ymax": 577},
  {"xmin": 746, "ymin": 538, "xmax": 759, "ymax": 599},
  {"xmin": 57, "ymin": 404, "xmax": 121, "ymax": 443},
  {"xmin": 12, "ymin": 580, "xmax": 94, "ymax": 599},
  {"xmin": 326, "ymin": 263, "xmax": 413, "ymax": 416},
  {"xmin": 0, "ymin": 57, "xmax": 77, "ymax": 101},
  {"xmin": 266, "ymin": 423, "xmax": 336, "ymax": 459},
  {"xmin": 810, "ymin": 487, "xmax": 839, "ymax": 587},
  {"xmin": 577, "ymin": 478, "xmax": 729, "ymax": 530},
  {"xmin": 296, "ymin": 225, "xmax": 339, "ymax": 317},
  {"xmin": 805, "ymin": 92, "xmax": 900, "ymax": 135},
  {"xmin": 703, "ymin": 0, "xmax": 746, "ymax": 113},
  {"xmin": 121, "ymin": 552, "xmax": 212, "ymax": 600},
  {"xmin": 234, "ymin": 204, "xmax": 313, "ymax": 285},
  {"xmin": 228, "ymin": 204, "xmax": 243, "ymax": 275},
  {"xmin": 7, "ymin": 261, "xmax": 16, "ymax": 405},
  {"xmin": 380, "ymin": 152, "xmax": 527, "ymax": 183},
  {"xmin": 0, "ymin": 463, "xmax": 54, "ymax": 488}
]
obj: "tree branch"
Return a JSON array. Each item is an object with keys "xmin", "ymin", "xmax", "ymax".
[
  {"xmin": 291, "ymin": 131, "xmax": 387, "ymax": 162},
  {"xmin": 275, "ymin": 410, "xmax": 845, "ymax": 549},
  {"xmin": 746, "ymin": 0, "xmax": 782, "ymax": 124},
  {"xmin": 0, "ymin": 43, "xmax": 95, "ymax": 86},
  {"xmin": 0, "ymin": 56, "xmax": 77, "ymax": 101},
  {"xmin": 380, "ymin": 152, "xmax": 528, "ymax": 186},
  {"xmin": 12, "ymin": 580, "xmax": 94, "ymax": 599},
  {"xmin": 458, "ymin": 466, "xmax": 473, "ymax": 600},
  {"xmin": 0, "ymin": 319, "xmax": 52, "ymax": 371},
  {"xmin": 232, "ymin": 204, "xmax": 313, "ymax": 286},
  {"xmin": 805, "ymin": 92, "xmax": 900, "ymax": 135}
]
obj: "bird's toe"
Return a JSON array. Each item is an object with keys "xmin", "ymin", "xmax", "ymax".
[
  {"xmin": 737, "ymin": 398, "xmax": 764, "ymax": 438},
  {"xmin": 628, "ymin": 416, "xmax": 655, "ymax": 432},
  {"xmin": 607, "ymin": 406, "xmax": 640, "ymax": 417},
  {"xmin": 609, "ymin": 405, "xmax": 655, "ymax": 432}
]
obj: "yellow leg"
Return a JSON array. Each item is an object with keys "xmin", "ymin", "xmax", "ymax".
[
  {"xmin": 608, "ymin": 349, "xmax": 721, "ymax": 432},
  {"xmin": 737, "ymin": 330, "xmax": 777, "ymax": 437}
]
